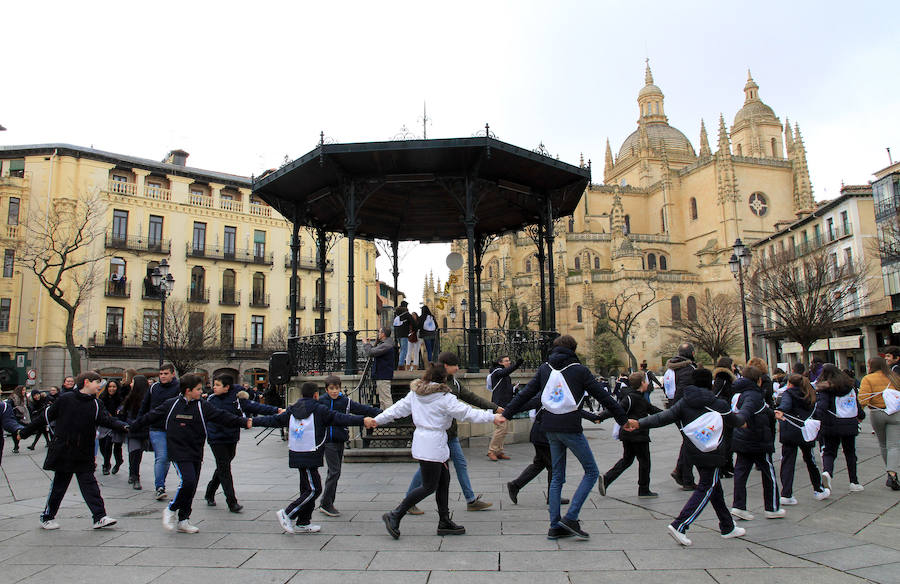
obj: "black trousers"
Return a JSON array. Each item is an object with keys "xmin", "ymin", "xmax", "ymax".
[
  {"xmin": 509, "ymin": 443, "xmax": 553, "ymax": 492},
  {"xmin": 781, "ymin": 442, "xmax": 823, "ymax": 497},
  {"xmin": 671, "ymin": 466, "xmax": 734, "ymax": 534},
  {"xmin": 170, "ymin": 460, "xmax": 201, "ymax": 521},
  {"xmin": 394, "ymin": 460, "xmax": 450, "ymax": 519},
  {"xmin": 320, "ymin": 442, "xmax": 344, "ymax": 508},
  {"xmin": 98, "ymin": 437, "xmax": 123, "ymax": 470},
  {"xmin": 674, "ymin": 443, "xmax": 695, "ymax": 485},
  {"xmin": 822, "ymin": 434, "xmax": 858, "ymax": 484},
  {"xmin": 205, "ymin": 442, "xmax": 238, "ymax": 506},
  {"xmin": 30, "ymin": 430, "xmax": 50, "ymax": 448},
  {"xmin": 285, "ymin": 466, "xmax": 322, "ymax": 526},
  {"xmin": 128, "ymin": 449, "xmax": 143, "ymax": 479},
  {"xmin": 42, "ymin": 471, "xmax": 107, "ymax": 522},
  {"xmin": 604, "ymin": 441, "xmax": 651, "ymax": 489},
  {"xmin": 732, "ymin": 451, "xmax": 779, "ymax": 512}
]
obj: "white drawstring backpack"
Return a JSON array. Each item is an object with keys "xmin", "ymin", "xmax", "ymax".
[
  {"xmin": 540, "ymin": 363, "xmax": 580, "ymax": 414},
  {"xmin": 681, "ymin": 408, "xmax": 724, "ymax": 452}
]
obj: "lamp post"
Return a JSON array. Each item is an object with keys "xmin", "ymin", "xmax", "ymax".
[
  {"xmin": 460, "ymin": 299, "xmax": 468, "ymax": 328},
  {"xmin": 729, "ymin": 238, "xmax": 752, "ymax": 363},
  {"xmin": 150, "ymin": 259, "xmax": 175, "ymax": 368},
  {"xmin": 449, "ymin": 306, "xmax": 457, "ymax": 324}
]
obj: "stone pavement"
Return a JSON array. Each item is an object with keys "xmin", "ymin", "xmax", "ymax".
[{"xmin": 2, "ymin": 411, "xmax": 900, "ymax": 584}]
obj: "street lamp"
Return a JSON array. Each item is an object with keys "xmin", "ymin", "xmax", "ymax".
[
  {"xmin": 150, "ymin": 259, "xmax": 175, "ymax": 368},
  {"xmin": 460, "ymin": 299, "xmax": 468, "ymax": 328},
  {"xmin": 729, "ymin": 238, "xmax": 752, "ymax": 362},
  {"xmin": 449, "ymin": 306, "xmax": 457, "ymax": 323}
]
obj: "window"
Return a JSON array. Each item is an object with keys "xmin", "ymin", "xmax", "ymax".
[
  {"xmin": 224, "ymin": 226, "xmax": 236, "ymax": 258},
  {"xmin": 146, "ymin": 180, "xmax": 162, "ymax": 196},
  {"xmin": 623, "ymin": 215, "xmax": 630, "ymax": 234},
  {"xmin": 736, "ymin": 144, "xmax": 743, "ymax": 156},
  {"xmin": 112, "ymin": 174, "xmax": 129, "ymax": 194},
  {"xmin": 0, "ymin": 298, "xmax": 10, "ymax": 332},
  {"xmin": 222, "ymin": 269, "xmax": 236, "ymax": 303},
  {"xmin": 106, "ymin": 307, "xmax": 124, "ymax": 344},
  {"xmin": 253, "ymin": 230, "xmax": 266, "ymax": 260},
  {"xmin": 365, "ymin": 285, "xmax": 369, "ymax": 308},
  {"xmin": 689, "ymin": 197, "xmax": 698, "ymax": 220},
  {"xmin": 574, "ymin": 256, "xmax": 580, "ymax": 270},
  {"xmin": 845, "ymin": 248, "xmax": 854, "ymax": 269},
  {"xmin": 192, "ymin": 222, "xmax": 206, "ymax": 254},
  {"xmin": 251, "ymin": 316, "xmax": 265, "ymax": 348},
  {"xmin": 841, "ymin": 211, "xmax": 850, "ymax": 235},
  {"xmin": 253, "ymin": 272, "xmax": 266, "ymax": 305},
  {"xmin": 568, "ymin": 217, "xmax": 575, "ymax": 233},
  {"xmin": 671, "ymin": 296, "xmax": 682, "ymax": 321},
  {"xmin": 2, "ymin": 249, "xmax": 13, "ymax": 278},
  {"xmin": 221, "ymin": 314, "xmax": 235, "ymax": 348},
  {"xmin": 188, "ymin": 312, "xmax": 204, "ymax": 345},
  {"xmin": 488, "ymin": 265, "xmax": 493, "ymax": 278},
  {"xmin": 576, "ymin": 305, "xmax": 583, "ymax": 323},
  {"xmin": 8, "ymin": 159, "xmax": 24, "ymax": 178},
  {"xmin": 365, "ymin": 252, "xmax": 369, "ymax": 271},
  {"xmin": 660, "ymin": 208, "xmax": 666, "ymax": 232},
  {"xmin": 647, "ymin": 253, "xmax": 657, "ymax": 270},
  {"xmin": 659, "ymin": 255, "xmax": 668, "ymax": 270},
  {"xmin": 813, "ymin": 224, "xmax": 822, "ymax": 244},
  {"xmin": 771, "ymin": 137, "xmax": 778, "ymax": 157},
  {"xmin": 525, "ymin": 259, "xmax": 531, "ymax": 273},
  {"xmin": 148, "ymin": 215, "xmax": 163, "ymax": 249},
  {"xmin": 686, "ymin": 296, "xmax": 698, "ymax": 321},
  {"xmin": 190, "ymin": 266, "xmax": 206, "ymax": 301},
  {"xmin": 7, "ymin": 197, "xmax": 19, "ymax": 226},
  {"xmin": 112, "ymin": 210, "xmax": 128, "ymax": 241},
  {"xmin": 748, "ymin": 192, "xmax": 768, "ymax": 217},
  {"xmin": 826, "ymin": 218, "xmax": 834, "ymax": 240},
  {"xmin": 142, "ymin": 309, "xmax": 160, "ymax": 344},
  {"xmin": 594, "ymin": 256, "xmax": 600, "ymax": 269}
]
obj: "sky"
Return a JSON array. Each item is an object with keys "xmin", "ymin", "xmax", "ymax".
[{"xmin": 3, "ymin": 0, "xmax": 897, "ymax": 308}]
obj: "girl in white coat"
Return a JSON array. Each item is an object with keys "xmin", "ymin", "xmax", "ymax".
[{"xmin": 379, "ymin": 365, "xmax": 501, "ymax": 539}]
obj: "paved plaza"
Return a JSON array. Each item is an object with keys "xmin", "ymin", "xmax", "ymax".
[{"xmin": 2, "ymin": 410, "xmax": 900, "ymax": 584}]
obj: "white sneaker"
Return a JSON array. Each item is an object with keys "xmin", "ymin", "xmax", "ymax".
[
  {"xmin": 276, "ymin": 509, "xmax": 295, "ymax": 534},
  {"xmin": 721, "ymin": 526, "xmax": 746, "ymax": 539},
  {"xmin": 666, "ymin": 524, "xmax": 692, "ymax": 546},
  {"xmin": 779, "ymin": 496, "xmax": 798, "ymax": 506},
  {"xmin": 176, "ymin": 520, "xmax": 199, "ymax": 533},
  {"xmin": 765, "ymin": 508, "xmax": 787, "ymax": 519},
  {"xmin": 730, "ymin": 508, "xmax": 755, "ymax": 521},
  {"xmin": 92, "ymin": 516, "xmax": 117, "ymax": 529},
  {"xmin": 40, "ymin": 519, "xmax": 60, "ymax": 530},
  {"xmin": 814, "ymin": 488, "xmax": 831, "ymax": 500},
  {"xmin": 821, "ymin": 471, "xmax": 832, "ymax": 490},
  {"xmin": 162, "ymin": 506, "xmax": 177, "ymax": 532},
  {"xmin": 295, "ymin": 524, "xmax": 321, "ymax": 533},
  {"xmin": 849, "ymin": 483, "xmax": 865, "ymax": 492}
]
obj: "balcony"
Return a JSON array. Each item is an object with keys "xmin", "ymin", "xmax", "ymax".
[
  {"xmin": 104, "ymin": 280, "xmax": 131, "ymax": 298},
  {"xmin": 248, "ymin": 203, "xmax": 271, "ymax": 217},
  {"xmin": 106, "ymin": 232, "xmax": 171, "ymax": 254},
  {"xmin": 189, "ymin": 193, "xmax": 214, "ymax": 208},
  {"xmin": 143, "ymin": 184, "xmax": 171, "ymax": 201},
  {"xmin": 105, "ymin": 179, "xmax": 138, "ymax": 196},
  {"xmin": 283, "ymin": 253, "xmax": 333, "ymax": 271},
  {"xmin": 186, "ymin": 243, "xmax": 273, "ymax": 265},
  {"xmin": 2, "ymin": 226, "xmax": 20, "ymax": 239},
  {"xmin": 220, "ymin": 199, "xmax": 243, "ymax": 213},
  {"xmin": 286, "ymin": 295, "xmax": 308, "ymax": 310},
  {"xmin": 312, "ymin": 299, "xmax": 332, "ymax": 312},
  {"xmin": 219, "ymin": 289, "xmax": 241, "ymax": 306},
  {"xmin": 250, "ymin": 293, "xmax": 270, "ymax": 308},
  {"xmin": 187, "ymin": 287, "xmax": 210, "ymax": 304},
  {"xmin": 826, "ymin": 223, "xmax": 853, "ymax": 242}
]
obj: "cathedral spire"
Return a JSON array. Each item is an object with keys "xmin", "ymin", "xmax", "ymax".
[
  {"xmin": 699, "ymin": 119, "xmax": 711, "ymax": 157},
  {"xmin": 604, "ymin": 138, "xmax": 614, "ymax": 183},
  {"xmin": 784, "ymin": 118, "xmax": 794, "ymax": 155},
  {"xmin": 716, "ymin": 114, "xmax": 738, "ymax": 205},
  {"xmin": 645, "ymin": 58, "xmax": 654, "ymax": 85},
  {"xmin": 716, "ymin": 114, "xmax": 731, "ymax": 155},
  {"xmin": 744, "ymin": 69, "xmax": 760, "ymax": 102},
  {"xmin": 792, "ymin": 122, "xmax": 814, "ymax": 213}
]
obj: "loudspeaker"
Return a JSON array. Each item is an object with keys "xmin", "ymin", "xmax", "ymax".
[{"xmin": 269, "ymin": 352, "xmax": 292, "ymax": 385}]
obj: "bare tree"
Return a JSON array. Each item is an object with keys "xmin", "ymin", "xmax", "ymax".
[
  {"xmin": 670, "ymin": 290, "xmax": 743, "ymax": 362},
  {"xmin": 160, "ymin": 300, "xmax": 220, "ymax": 377},
  {"xmin": 266, "ymin": 324, "xmax": 289, "ymax": 351},
  {"xmin": 746, "ymin": 247, "xmax": 870, "ymax": 365},
  {"xmin": 484, "ymin": 286, "xmax": 517, "ymax": 329},
  {"xmin": 591, "ymin": 279, "xmax": 664, "ymax": 370},
  {"xmin": 17, "ymin": 193, "xmax": 109, "ymax": 375}
]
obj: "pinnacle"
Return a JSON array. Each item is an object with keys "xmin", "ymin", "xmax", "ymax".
[{"xmin": 645, "ymin": 58, "xmax": 653, "ymax": 85}]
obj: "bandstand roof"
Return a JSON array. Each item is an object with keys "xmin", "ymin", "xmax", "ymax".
[{"xmin": 252, "ymin": 137, "xmax": 590, "ymax": 242}]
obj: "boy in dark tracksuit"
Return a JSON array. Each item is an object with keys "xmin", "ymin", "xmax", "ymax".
[
  {"xmin": 318, "ymin": 374, "xmax": 381, "ymax": 517},
  {"xmin": 131, "ymin": 373, "xmax": 250, "ymax": 534},
  {"xmin": 597, "ymin": 372, "xmax": 662, "ymax": 498},
  {"xmin": 632, "ymin": 368, "xmax": 746, "ymax": 546},
  {"xmin": 204, "ymin": 374, "xmax": 281, "ymax": 512},
  {"xmin": 253, "ymin": 382, "xmax": 374, "ymax": 534},
  {"xmin": 0, "ymin": 399, "xmax": 24, "ymax": 465}
]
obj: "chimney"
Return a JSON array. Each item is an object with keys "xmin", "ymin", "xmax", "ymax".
[{"xmin": 163, "ymin": 149, "xmax": 189, "ymax": 166}]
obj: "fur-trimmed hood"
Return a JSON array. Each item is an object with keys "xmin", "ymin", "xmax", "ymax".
[
  {"xmin": 410, "ymin": 379, "xmax": 451, "ymax": 396},
  {"xmin": 713, "ymin": 367, "xmax": 736, "ymax": 382}
]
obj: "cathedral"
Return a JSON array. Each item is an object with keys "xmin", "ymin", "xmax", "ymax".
[{"xmin": 427, "ymin": 63, "xmax": 816, "ymax": 370}]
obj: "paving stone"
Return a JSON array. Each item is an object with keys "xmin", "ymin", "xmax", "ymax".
[
  {"xmin": 15, "ymin": 565, "xmax": 168, "ymax": 584},
  {"xmin": 323, "ymin": 534, "xmax": 441, "ymax": 551},
  {"xmin": 570, "ymin": 569, "xmax": 718, "ymax": 584},
  {"xmin": 500, "ymin": 550, "xmax": 632, "ymax": 571},
  {"xmin": 706, "ymin": 567, "xmax": 872, "ymax": 583},
  {"xmin": 286, "ymin": 571, "xmax": 429, "ymax": 584},
  {"xmin": 101, "ymin": 530, "xmax": 229, "ymax": 548},
  {"xmin": 430, "ymin": 572, "xmax": 570, "ymax": 584},
  {"xmin": 370, "ymin": 551, "xmax": 499, "ymax": 571},
  {"xmin": 758, "ymin": 532, "xmax": 867, "ymax": 555},
  {"xmin": 438, "ymin": 534, "xmax": 557, "ymax": 551},
  {"xmin": 802, "ymin": 543, "xmax": 900, "ymax": 571},
  {"xmin": 849, "ymin": 562, "xmax": 900, "ymax": 584},
  {"xmin": 625, "ymin": 548, "xmax": 769, "ymax": 570},
  {"xmin": 120, "ymin": 548, "xmax": 256, "ymax": 568},
  {"xmin": 243, "ymin": 550, "xmax": 375, "ymax": 570},
  {"xmin": 151, "ymin": 567, "xmax": 299, "ymax": 584},
  {"xmin": 0, "ymin": 565, "xmax": 50, "ymax": 584},
  {"xmin": 4, "ymin": 545, "xmax": 139, "ymax": 565}
]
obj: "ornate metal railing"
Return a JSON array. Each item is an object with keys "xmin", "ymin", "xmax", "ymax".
[
  {"xmin": 448, "ymin": 327, "xmax": 554, "ymax": 369},
  {"xmin": 291, "ymin": 330, "xmax": 379, "ymax": 375}
]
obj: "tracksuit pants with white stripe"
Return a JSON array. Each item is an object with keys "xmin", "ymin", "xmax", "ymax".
[
  {"xmin": 732, "ymin": 451, "xmax": 780, "ymax": 512},
  {"xmin": 170, "ymin": 461, "xmax": 201, "ymax": 521},
  {"xmin": 671, "ymin": 466, "xmax": 734, "ymax": 534},
  {"xmin": 285, "ymin": 466, "xmax": 322, "ymax": 526}
]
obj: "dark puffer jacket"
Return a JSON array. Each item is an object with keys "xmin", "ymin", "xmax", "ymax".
[
  {"xmin": 665, "ymin": 356, "xmax": 697, "ymax": 403},
  {"xmin": 731, "ymin": 377, "xmax": 775, "ymax": 453},
  {"xmin": 318, "ymin": 393, "xmax": 381, "ymax": 443},
  {"xmin": 0, "ymin": 400, "xmax": 24, "ymax": 465},
  {"xmin": 138, "ymin": 378, "xmax": 182, "ymax": 430},
  {"xmin": 813, "ymin": 382, "xmax": 861, "ymax": 437},
  {"xmin": 712, "ymin": 368, "xmax": 735, "ymax": 401},
  {"xmin": 488, "ymin": 358, "xmax": 523, "ymax": 408},
  {"xmin": 206, "ymin": 388, "xmax": 280, "ymax": 445},
  {"xmin": 502, "ymin": 346, "xmax": 627, "ymax": 432},
  {"xmin": 776, "ymin": 384, "xmax": 816, "ymax": 445},
  {"xmin": 639, "ymin": 384, "xmax": 744, "ymax": 468},
  {"xmin": 596, "ymin": 388, "xmax": 662, "ymax": 443}
]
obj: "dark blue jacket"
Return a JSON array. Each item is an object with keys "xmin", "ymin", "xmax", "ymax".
[
  {"xmin": 364, "ymin": 339, "xmax": 395, "ymax": 381},
  {"xmin": 519, "ymin": 394, "xmax": 599, "ymax": 446},
  {"xmin": 813, "ymin": 381, "xmax": 861, "ymax": 437},
  {"xmin": 205, "ymin": 388, "xmax": 279, "ymax": 445},
  {"xmin": 253, "ymin": 397, "xmax": 365, "ymax": 468},
  {"xmin": 318, "ymin": 393, "xmax": 381, "ymax": 443},
  {"xmin": 0, "ymin": 400, "xmax": 24, "ymax": 465},
  {"xmin": 488, "ymin": 359, "xmax": 523, "ymax": 407},
  {"xmin": 138, "ymin": 378, "xmax": 182, "ymax": 430},
  {"xmin": 776, "ymin": 384, "xmax": 816, "ymax": 445},
  {"xmin": 502, "ymin": 346, "xmax": 627, "ymax": 433},
  {"xmin": 731, "ymin": 377, "xmax": 775, "ymax": 453}
]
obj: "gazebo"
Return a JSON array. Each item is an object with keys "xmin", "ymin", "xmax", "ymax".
[{"xmin": 253, "ymin": 131, "xmax": 590, "ymax": 374}]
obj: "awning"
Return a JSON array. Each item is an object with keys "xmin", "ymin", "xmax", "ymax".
[{"xmin": 781, "ymin": 335, "xmax": 861, "ymax": 353}]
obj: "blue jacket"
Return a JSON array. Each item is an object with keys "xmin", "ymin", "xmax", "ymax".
[
  {"xmin": 731, "ymin": 377, "xmax": 775, "ymax": 453},
  {"xmin": 253, "ymin": 397, "xmax": 366, "ymax": 468},
  {"xmin": 364, "ymin": 339, "xmax": 394, "ymax": 381},
  {"xmin": 206, "ymin": 388, "xmax": 279, "ymax": 445},
  {"xmin": 776, "ymin": 384, "xmax": 816, "ymax": 445},
  {"xmin": 317, "ymin": 393, "xmax": 381, "ymax": 443},
  {"xmin": 138, "ymin": 378, "xmax": 182, "ymax": 430},
  {"xmin": 813, "ymin": 381, "xmax": 861, "ymax": 437}
]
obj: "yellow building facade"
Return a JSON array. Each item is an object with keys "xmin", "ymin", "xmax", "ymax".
[
  {"xmin": 0, "ymin": 145, "xmax": 377, "ymax": 388},
  {"xmin": 431, "ymin": 65, "xmax": 818, "ymax": 369}
]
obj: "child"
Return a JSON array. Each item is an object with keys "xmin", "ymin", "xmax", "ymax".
[
  {"xmin": 130, "ymin": 373, "xmax": 250, "ymax": 534},
  {"xmin": 204, "ymin": 374, "xmax": 281, "ymax": 512},
  {"xmin": 252, "ymin": 382, "xmax": 373, "ymax": 534},
  {"xmin": 0, "ymin": 397, "xmax": 24, "ymax": 465},
  {"xmin": 317, "ymin": 374, "xmax": 381, "ymax": 517},
  {"xmin": 378, "ymin": 366, "xmax": 500, "ymax": 539},
  {"xmin": 813, "ymin": 364, "xmax": 863, "ymax": 492},
  {"xmin": 730, "ymin": 366, "xmax": 783, "ymax": 521},
  {"xmin": 628, "ymin": 367, "xmax": 746, "ymax": 545},
  {"xmin": 774, "ymin": 374, "xmax": 830, "ymax": 504},
  {"xmin": 26, "ymin": 390, "xmax": 51, "ymax": 450},
  {"xmin": 19, "ymin": 371, "xmax": 126, "ymax": 530},
  {"xmin": 597, "ymin": 372, "xmax": 662, "ymax": 498}
]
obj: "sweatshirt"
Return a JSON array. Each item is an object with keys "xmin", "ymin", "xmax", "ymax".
[{"xmin": 138, "ymin": 378, "xmax": 182, "ymax": 430}]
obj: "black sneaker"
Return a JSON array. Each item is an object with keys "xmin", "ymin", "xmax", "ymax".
[
  {"xmin": 155, "ymin": 487, "xmax": 167, "ymax": 501},
  {"xmin": 102, "ymin": 466, "xmax": 110, "ymax": 476},
  {"xmin": 206, "ymin": 497, "xmax": 217, "ymax": 507},
  {"xmin": 638, "ymin": 490, "xmax": 659, "ymax": 498},
  {"xmin": 319, "ymin": 505, "xmax": 340, "ymax": 517},
  {"xmin": 382, "ymin": 512, "xmax": 400, "ymax": 539},
  {"xmin": 228, "ymin": 503, "xmax": 243, "ymax": 513},
  {"xmin": 507, "ymin": 482, "xmax": 519, "ymax": 505},
  {"xmin": 598, "ymin": 476, "xmax": 607, "ymax": 496},
  {"xmin": 559, "ymin": 517, "xmax": 589, "ymax": 540},
  {"xmin": 670, "ymin": 471, "xmax": 684, "ymax": 487},
  {"xmin": 547, "ymin": 526, "xmax": 574, "ymax": 540},
  {"xmin": 888, "ymin": 472, "xmax": 900, "ymax": 491}
]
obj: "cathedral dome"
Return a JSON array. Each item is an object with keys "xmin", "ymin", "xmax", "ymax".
[
  {"xmin": 618, "ymin": 123, "xmax": 696, "ymax": 160},
  {"xmin": 733, "ymin": 71, "xmax": 778, "ymax": 126}
]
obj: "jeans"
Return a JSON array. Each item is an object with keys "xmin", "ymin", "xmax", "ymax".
[
  {"xmin": 149, "ymin": 430, "xmax": 170, "ymax": 490},
  {"xmin": 406, "ymin": 436, "xmax": 475, "ymax": 503},
  {"xmin": 424, "ymin": 338, "xmax": 435, "ymax": 363},
  {"xmin": 546, "ymin": 431, "xmax": 599, "ymax": 527},
  {"xmin": 398, "ymin": 338, "xmax": 409, "ymax": 366}
]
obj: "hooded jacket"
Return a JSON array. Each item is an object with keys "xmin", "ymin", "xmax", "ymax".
[
  {"xmin": 502, "ymin": 346, "xmax": 627, "ymax": 432},
  {"xmin": 138, "ymin": 377, "xmax": 182, "ymax": 430},
  {"xmin": 318, "ymin": 393, "xmax": 381, "ymax": 443},
  {"xmin": 776, "ymin": 384, "xmax": 816, "ymax": 445},
  {"xmin": 0, "ymin": 400, "xmax": 24, "ymax": 465},
  {"xmin": 488, "ymin": 358, "xmax": 523, "ymax": 408},
  {"xmin": 665, "ymin": 356, "xmax": 697, "ymax": 403},
  {"xmin": 712, "ymin": 368, "xmax": 736, "ymax": 401},
  {"xmin": 363, "ymin": 339, "xmax": 395, "ymax": 381},
  {"xmin": 596, "ymin": 388, "xmax": 662, "ymax": 442},
  {"xmin": 374, "ymin": 379, "xmax": 496, "ymax": 463},
  {"xmin": 813, "ymin": 381, "xmax": 861, "ymax": 437},
  {"xmin": 252, "ymin": 397, "xmax": 366, "ymax": 468},
  {"xmin": 205, "ymin": 388, "xmax": 280, "ymax": 445},
  {"xmin": 639, "ymin": 384, "xmax": 744, "ymax": 468},
  {"xmin": 731, "ymin": 377, "xmax": 776, "ymax": 453},
  {"xmin": 393, "ymin": 306, "xmax": 413, "ymax": 337}
]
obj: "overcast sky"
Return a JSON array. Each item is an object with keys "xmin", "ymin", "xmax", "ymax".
[{"xmin": 3, "ymin": 0, "xmax": 897, "ymax": 308}]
